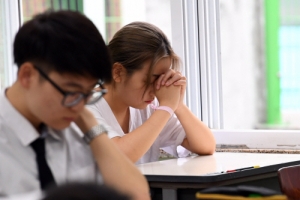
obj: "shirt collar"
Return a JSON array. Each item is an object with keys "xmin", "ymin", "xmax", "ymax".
[{"xmin": 0, "ymin": 89, "xmax": 61, "ymax": 146}]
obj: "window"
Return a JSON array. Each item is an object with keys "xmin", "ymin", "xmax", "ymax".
[
  {"xmin": 175, "ymin": 0, "xmax": 300, "ymax": 131},
  {"xmin": 0, "ymin": 1, "xmax": 5, "ymax": 90},
  {"xmin": 83, "ymin": 0, "xmax": 172, "ymax": 44},
  {"xmin": 1, "ymin": 0, "xmax": 172, "ymax": 91},
  {"xmin": 219, "ymin": 0, "xmax": 265, "ymax": 130},
  {"xmin": 170, "ymin": 0, "xmax": 300, "ymax": 149},
  {"xmin": 21, "ymin": 0, "xmax": 84, "ymax": 23},
  {"xmin": 0, "ymin": 0, "xmax": 19, "ymax": 91},
  {"xmin": 279, "ymin": 0, "xmax": 300, "ymax": 128},
  {"xmin": 0, "ymin": 0, "xmax": 86, "ymax": 91},
  {"xmin": 219, "ymin": 0, "xmax": 300, "ymax": 130},
  {"xmin": 3, "ymin": 0, "xmax": 300, "ymax": 149},
  {"xmin": 216, "ymin": 0, "xmax": 300, "ymax": 149}
]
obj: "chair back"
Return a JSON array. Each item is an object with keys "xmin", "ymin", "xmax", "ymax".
[{"xmin": 278, "ymin": 165, "xmax": 300, "ymax": 200}]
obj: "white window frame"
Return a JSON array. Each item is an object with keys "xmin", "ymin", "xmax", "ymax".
[
  {"xmin": 171, "ymin": 0, "xmax": 223, "ymax": 128},
  {"xmin": 170, "ymin": 0, "xmax": 300, "ymax": 149},
  {"xmin": 2, "ymin": 0, "xmax": 20, "ymax": 88}
]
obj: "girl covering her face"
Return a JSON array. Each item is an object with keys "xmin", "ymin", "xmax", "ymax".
[{"xmin": 88, "ymin": 22, "xmax": 216, "ymax": 164}]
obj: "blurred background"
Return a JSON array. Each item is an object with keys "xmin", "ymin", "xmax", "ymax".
[{"xmin": 0, "ymin": 0, "xmax": 300, "ymax": 130}]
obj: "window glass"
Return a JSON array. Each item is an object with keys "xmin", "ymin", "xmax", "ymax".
[
  {"xmin": 19, "ymin": 0, "xmax": 172, "ymax": 47},
  {"xmin": 21, "ymin": 0, "xmax": 49, "ymax": 23},
  {"xmin": 83, "ymin": 0, "xmax": 171, "ymax": 44},
  {"xmin": 20, "ymin": 0, "xmax": 173, "ymax": 44},
  {"xmin": 219, "ymin": 0, "xmax": 300, "ymax": 130},
  {"xmin": 21, "ymin": 0, "xmax": 84, "ymax": 23},
  {"xmin": 279, "ymin": 0, "xmax": 300, "ymax": 129},
  {"xmin": 13, "ymin": 0, "xmax": 171, "ymax": 89}
]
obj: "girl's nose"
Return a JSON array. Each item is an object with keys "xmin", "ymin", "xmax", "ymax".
[{"xmin": 148, "ymin": 84, "xmax": 155, "ymax": 95}]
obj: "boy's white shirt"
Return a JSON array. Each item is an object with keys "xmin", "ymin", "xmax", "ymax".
[
  {"xmin": 88, "ymin": 98, "xmax": 189, "ymax": 164},
  {"xmin": 0, "ymin": 91, "xmax": 103, "ymax": 197}
]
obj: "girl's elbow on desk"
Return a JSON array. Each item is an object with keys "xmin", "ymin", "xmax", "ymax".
[
  {"xmin": 182, "ymin": 139, "xmax": 216, "ymax": 155},
  {"xmin": 193, "ymin": 145, "xmax": 215, "ymax": 155}
]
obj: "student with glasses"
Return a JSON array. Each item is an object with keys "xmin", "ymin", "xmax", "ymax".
[
  {"xmin": 0, "ymin": 10, "xmax": 149, "ymax": 200},
  {"xmin": 33, "ymin": 66, "xmax": 107, "ymax": 107},
  {"xmin": 88, "ymin": 22, "xmax": 216, "ymax": 164}
]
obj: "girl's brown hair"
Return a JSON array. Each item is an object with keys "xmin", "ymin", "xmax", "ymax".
[{"xmin": 108, "ymin": 21, "xmax": 180, "ymax": 85}]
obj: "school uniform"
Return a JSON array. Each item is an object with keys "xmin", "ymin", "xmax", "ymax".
[
  {"xmin": 0, "ymin": 91, "xmax": 103, "ymax": 197},
  {"xmin": 88, "ymin": 98, "xmax": 189, "ymax": 164}
]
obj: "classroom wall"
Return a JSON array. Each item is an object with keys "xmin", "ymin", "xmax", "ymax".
[{"xmin": 219, "ymin": 0, "xmax": 266, "ymax": 129}]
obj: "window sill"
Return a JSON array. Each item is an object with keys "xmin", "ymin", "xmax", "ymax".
[{"xmin": 216, "ymin": 148, "xmax": 300, "ymax": 154}]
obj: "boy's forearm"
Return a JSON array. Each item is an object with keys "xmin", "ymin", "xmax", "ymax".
[
  {"xmin": 75, "ymin": 108, "xmax": 150, "ymax": 200},
  {"xmin": 90, "ymin": 135, "xmax": 150, "ymax": 200}
]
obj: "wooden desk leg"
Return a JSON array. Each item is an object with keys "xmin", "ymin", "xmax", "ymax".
[{"xmin": 162, "ymin": 188, "xmax": 177, "ymax": 200}]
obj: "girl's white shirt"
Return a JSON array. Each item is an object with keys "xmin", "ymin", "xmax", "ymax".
[{"xmin": 88, "ymin": 98, "xmax": 189, "ymax": 164}]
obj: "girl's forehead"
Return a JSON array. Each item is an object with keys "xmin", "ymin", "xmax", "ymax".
[
  {"xmin": 152, "ymin": 57, "xmax": 172, "ymax": 74},
  {"xmin": 134, "ymin": 57, "xmax": 171, "ymax": 79}
]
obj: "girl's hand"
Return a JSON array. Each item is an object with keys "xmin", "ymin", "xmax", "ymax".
[
  {"xmin": 173, "ymin": 75, "xmax": 186, "ymax": 110},
  {"xmin": 154, "ymin": 83, "xmax": 181, "ymax": 111},
  {"xmin": 155, "ymin": 69, "xmax": 182, "ymax": 89},
  {"xmin": 155, "ymin": 69, "xmax": 187, "ymax": 109}
]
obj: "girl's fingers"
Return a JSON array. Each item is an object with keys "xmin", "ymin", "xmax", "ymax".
[
  {"xmin": 156, "ymin": 74, "xmax": 165, "ymax": 89},
  {"xmin": 161, "ymin": 70, "xmax": 174, "ymax": 85},
  {"xmin": 165, "ymin": 73, "xmax": 184, "ymax": 86},
  {"xmin": 173, "ymin": 79, "xmax": 186, "ymax": 86},
  {"xmin": 157, "ymin": 69, "xmax": 184, "ymax": 88}
]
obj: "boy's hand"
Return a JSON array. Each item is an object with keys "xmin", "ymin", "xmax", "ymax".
[{"xmin": 74, "ymin": 107, "xmax": 98, "ymax": 134}]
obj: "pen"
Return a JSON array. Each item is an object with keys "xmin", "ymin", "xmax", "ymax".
[
  {"xmin": 203, "ymin": 165, "xmax": 260, "ymax": 176},
  {"xmin": 226, "ymin": 165, "xmax": 260, "ymax": 173}
]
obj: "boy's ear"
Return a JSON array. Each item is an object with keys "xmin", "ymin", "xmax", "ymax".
[
  {"xmin": 112, "ymin": 62, "xmax": 126, "ymax": 83},
  {"xmin": 17, "ymin": 62, "xmax": 36, "ymax": 89}
]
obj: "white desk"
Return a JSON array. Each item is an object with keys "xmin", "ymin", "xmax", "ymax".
[{"xmin": 137, "ymin": 152, "xmax": 300, "ymax": 200}]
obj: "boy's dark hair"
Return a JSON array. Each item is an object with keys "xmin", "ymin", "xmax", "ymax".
[
  {"xmin": 13, "ymin": 10, "xmax": 112, "ymax": 83},
  {"xmin": 43, "ymin": 182, "xmax": 132, "ymax": 200}
]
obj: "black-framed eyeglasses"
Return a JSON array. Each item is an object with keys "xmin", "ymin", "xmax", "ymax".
[{"xmin": 34, "ymin": 66, "xmax": 107, "ymax": 107}]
